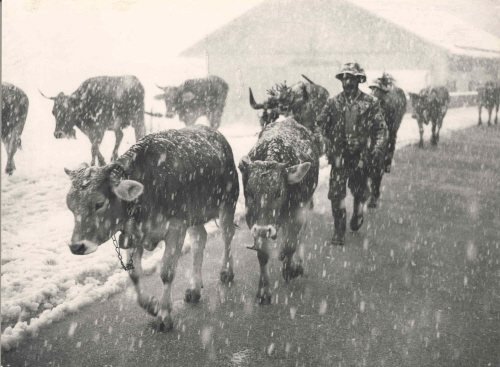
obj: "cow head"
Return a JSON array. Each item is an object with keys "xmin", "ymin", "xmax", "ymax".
[
  {"xmin": 278, "ymin": 82, "xmax": 308, "ymax": 118},
  {"xmin": 39, "ymin": 90, "xmax": 78, "ymax": 139},
  {"xmin": 238, "ymin": 156, "xmax": 311, "ymax": 240},
  {"xmin": 409, "ymin": 92, "xmax": 429, "ymax": 124},
  {"xmin": 64, "ymin": 162, "xmax": 144, "ymax": 255},
  {"xmin": 249, "ymin": 88, "xmax": 280, "ymax": 129},
  {"xmin": 155, "ymin": 85, "xmax": 195, "ymax": 119}
]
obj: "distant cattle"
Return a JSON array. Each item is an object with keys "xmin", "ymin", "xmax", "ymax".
[
  {"xmin": 2, "ymin": 83, "xmax": 29, "ymax": 175},
  {"xmin": 155, "ymin": 75, "xmax": 228, "ymax": 129},
  {"xmin": 239, "ymin": 118, "xmax": 319, "ymax": 304},
  {"xmin": 64, "ymin": 125, "xmax": 239, "ymax": 331},
  {"xmin": 368, "ymin": 73, "xmax": 407, "ymax": 207},
  {"xmin": 40, "ymin": 76, "xmax": 146, "ymax": 166},
  {"xmin": 409, "ymin": 86, "xmax": 450, "ymax": 148},
  {"xmin": 477, "ymin": 81, "xmax": 499, "ymax": 126}
]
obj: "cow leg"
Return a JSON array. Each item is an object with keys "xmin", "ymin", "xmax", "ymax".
[
  {"xmin": 127, "ymin": 246, "xmax": 161, "ymax": 316},
  {"xmin": 4, "ymin": 132, "xmax": 19, "ymax": 175},
  {"xmin": 219, "ymin": 203, "xmax": 236, "ymax": 283},
  {"xmin": 255, "ymin": 238, "xmax": 272, "ymax": 305},
  {"xmin": 478, "ymin": 104, "xmax": 482, "ymax": 126},
  {"xmin": 418, "ymin": 121, "xmax": 424, "ymax": 148},
  {"xmin": 157, "ymin": 219, "xmax": 187, "ymax": 331},
  {"xmin": 430, "ymin": 121, "xmax": 438, "ymax": 146},
  {"xmin": 487, "ymin": 107, "xmax": 493, "ymax": 127},
  {"xmin": 184, "ymin": 224, "xmax": 206, "ymax": 303},
  {"xmin": 209, "ymin": 111, "xmax": 223, "ymax": 130},
  {"xmin": 132, "ymin": 111, "xmax": 146, "ymax": 140},
  {"xmin": 111, "ymin": 128, "xmax": 123, "ymax": 162},
  {"xmin": 495, "ymin": 103, "xmax": 499, "ymax": 124},
  {"xmin": 89, "ymin": 133, "xmax": 106, "ymax": 166},
  {"xmin": 280, "ymin": 212, "xmax": 306, "ymax": 282}
]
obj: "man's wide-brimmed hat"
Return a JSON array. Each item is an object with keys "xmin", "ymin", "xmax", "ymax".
[{"xmin": 335, "ymin": 63, "xmax": 366, "ymax": 83}]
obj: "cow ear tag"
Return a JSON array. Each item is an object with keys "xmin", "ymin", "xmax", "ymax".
[
  {"xmin": 286, "ymin": 162, "xmax": 311, "ymax": 184},
  {"xmin": 114, "ymin": 180, "xmax": 144, "ymax": 201}
]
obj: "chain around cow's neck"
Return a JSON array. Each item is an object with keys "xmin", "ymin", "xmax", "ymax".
[{"xmin": 112, "ymin": 234, "xmax": 135, "ymax": 271}]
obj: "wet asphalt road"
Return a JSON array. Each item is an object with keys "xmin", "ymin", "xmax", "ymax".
[{"xmin": 3, "ymin": 142, "xmax": 500, "ymax": 367}]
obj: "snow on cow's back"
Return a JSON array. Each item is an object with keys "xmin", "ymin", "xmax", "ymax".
[{"xmin": 250, "ymin": 117, "xmax": 320, "ymax": 169}]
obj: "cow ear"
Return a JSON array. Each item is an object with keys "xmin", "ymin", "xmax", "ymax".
[
  {"xmin": 238, "ymin": 155, "xmax": 252, "ymax": 173},
  {"xmin": 154, "ymin": 94, "xmax": 165, "ymax": 100},
  {"xmin": 113, "ymin": 180, "xmax": 144, "ymax": 201},
  {"xmin": 64, "ymin": 168, "xmax": 75, "ymax": 178},
  {"xmin": 182, "ymin": 92, "xmax": 195, "ymax": 103},
  {"xmin": 286, "ymin": 162, "xmax": 311, "ymax": 184},
  {"xmin": 408, "ymin": 93, "xmax": 418, "ymax": 101}
]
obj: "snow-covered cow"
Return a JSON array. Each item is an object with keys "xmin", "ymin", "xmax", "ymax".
[
  {"xmin": 2, "ymin": 83, "xmax": 29, "ymax": 175},
  {"xmin": 64, "ymin": 125, "xmax": 239, "ymax": 330},
  {"xmin": 40, "ymin": 75, "xmax": 146, "ymax": 166},
  {"xmin": 155, "ymin": 75, "xmax": 229, "ymax": 129},
  {"xmin": 238, "ymin": 118, "xmax": 319, "ymax": 304}
]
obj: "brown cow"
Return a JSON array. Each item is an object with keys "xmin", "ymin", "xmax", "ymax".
[{"xmin": 64, "ymin": 125, "xmax": 239, "ymax": 331}]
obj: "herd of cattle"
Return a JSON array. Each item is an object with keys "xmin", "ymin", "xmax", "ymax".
[{"xmin": 2, "ymin": 75, "xmax": 500, "ymax": 331}]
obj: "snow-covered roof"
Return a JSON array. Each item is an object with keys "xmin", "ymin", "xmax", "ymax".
[{"xmin": 350, "ymin": 0, "xmax": 500, "ymax": 59}]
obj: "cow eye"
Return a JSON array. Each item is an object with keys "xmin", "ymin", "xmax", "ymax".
[{"xmin": 95, "ymin": 201, "xmax": 105, "ymax": 211}]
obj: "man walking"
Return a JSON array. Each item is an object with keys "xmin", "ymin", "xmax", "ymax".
[{"xmin": 317, "ymin": 63, "xmax": 388, "ymax": 245}]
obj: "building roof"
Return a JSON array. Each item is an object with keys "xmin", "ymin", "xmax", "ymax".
[
  {"xmin": 181, "ymin": 0, "xmax": 500, "ymax": 60},
  {"xmin": 350, "ymin": 0, "xmax": 500, "ymax": 59}
]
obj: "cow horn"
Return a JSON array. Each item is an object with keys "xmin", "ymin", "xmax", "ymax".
[
  {"xmin": 301, "ymin": 74, "xmax": 315, "ymax": 85},
  {"xmin": 249, "ymin": 88, "xmax": 264, "ymax": 109},
  {"xmin": 156, "ymin": 84, "xmax": 168, "ymax": 91},
  {"xmin": 38, "ymin": 89, "xmax": 56, "ymax": 100}
]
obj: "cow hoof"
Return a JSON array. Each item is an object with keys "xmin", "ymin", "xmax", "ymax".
[
  {"xmin": 5, "ymin": 168, "xmax": 14, "ymax": 176},
  {"xmin": 282, "ymin": 264, "xmax": 303, "ymax": 282},
  {"xmin": 220, "ymin": 270, "xmax": 234, "ymax": 283},
  {"xmin": 154, "ymin": 316, "xmax": 174, "ymax": 332},
  {"xmin": 256, "ymin": 292, "xmax": 272, "ymax": 305},
  {"xmin": 185, "ymin": 289, "xmax": 201, "ymax": 303}
]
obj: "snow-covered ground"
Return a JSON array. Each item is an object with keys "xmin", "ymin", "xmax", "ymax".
[{"xmin": 1, "ymin": 0, "xmax": 482, "ymax": 352}]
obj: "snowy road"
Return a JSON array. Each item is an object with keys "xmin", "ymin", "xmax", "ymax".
[
  {"xmin": 2, "ymin": 123, "xmax": 499, "ymax": 366},
  {"xmin": 1, "ymin": 106, "xmax": 481, "ymax": 351}
]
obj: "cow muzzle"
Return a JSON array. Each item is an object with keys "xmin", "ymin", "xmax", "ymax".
[
  {"xmin": 251, "ymin": 225, "xmax": 277, "ymax": 239},
  {"xmin": 69, "ymin": 240, "xmax": 99, "ymax": 255}
]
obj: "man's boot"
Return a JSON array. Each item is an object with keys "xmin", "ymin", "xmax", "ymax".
[
  {"xmin": 331, "ymin": 205, "xmax": 346, "ymax": 246},
  {"xmin": 350, "ymin": 197, "xmax": 364, "ymax": 231}
]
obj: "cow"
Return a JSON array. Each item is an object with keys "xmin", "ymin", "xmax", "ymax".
[
  {"xmin": 249, "ymin": 76, "xmax": 330, "ymax": 132},
  {"xmin": 238, "ymin": 118, "xmax": 319, "ymax": 304},
  {"xmin": 368, "ymin": 73, "xmax": 407, "ymax": 208},
  {"xmin": 155, "ymin": 75, "xmax": 228, "ymax": 129},
  {"xmin": 409, "ymin": 86, "xmax": 450, "ymax": 148},
  {"xmin": 64, "ymin": 125, "xmax": 239, "ymax": 331},
  {"xmin": 2, "ymin": 83, "xmax": 29, "ymax": 175},
  {"xmin": 40, "ymin": 76, "xmax": 146, "ymax": 166},
  {"xmin": 477, "ymin": 81, "xmax": 499, "ymax": 126}
]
